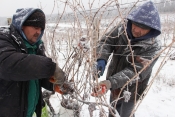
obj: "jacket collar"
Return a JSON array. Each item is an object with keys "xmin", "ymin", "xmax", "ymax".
[{"xmin": 10, "ymin": 25, "xmax": 27, "ymax": 53}]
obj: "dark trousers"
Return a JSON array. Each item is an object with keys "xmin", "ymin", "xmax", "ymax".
[
  {"xmin": 109, "ymin": 100, "xmax": 135, "ymax": 117},
  {"xmin": 109, "ymin": 90, "xmax": 135, "ymax": 117}
]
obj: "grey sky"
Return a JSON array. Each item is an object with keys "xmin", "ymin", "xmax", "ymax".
[{"xmin": 0, "ymin": 0, "xmax": 139, "ymax": 17}]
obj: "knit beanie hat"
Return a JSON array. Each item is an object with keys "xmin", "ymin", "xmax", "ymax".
[{"xmin": 23, "ymin": 10, "xmax": 45, "ymax": 30}]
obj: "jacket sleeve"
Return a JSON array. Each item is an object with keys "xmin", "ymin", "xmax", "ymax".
[
  {"xmin": 97, "ymin": 26, "xmax": 120, "ymax": 61},
  {"xmin": 40, "ymin": 78, "xmax": 54, "ymax": 91},
  {"xmin": 0, "ymin": 35, "xmax": 56, "ymax": 81},
  {"xmin": 108, "ymin": 40, "xmax": 161, "ymax": 90}
]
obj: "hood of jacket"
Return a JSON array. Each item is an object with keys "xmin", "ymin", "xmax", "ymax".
[
  {"xmin": 12, "ymin": 8, "xmax": 45, "ymax": 45},
  {"xmin": 127, "ymin": 1, "xmax": 161, "ymax": 41}
]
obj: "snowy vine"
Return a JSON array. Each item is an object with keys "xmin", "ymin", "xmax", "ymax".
[{"xmin": 41, "ymin": 0, "xmax": 175, "ymax": 116}]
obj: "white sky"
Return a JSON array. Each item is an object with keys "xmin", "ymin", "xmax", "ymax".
[
  {"xmin": 0, "ymin": 0, "xmax": 57, "ymax": 17},
  {"xmin": 0, "ymin": 0, "xmax": 137, "ymax": 17}
]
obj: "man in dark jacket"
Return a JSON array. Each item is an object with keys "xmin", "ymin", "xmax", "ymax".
[
  {"xmin": 91, "ymin": 1, "xmax": 161, "ymax": 117},
  {"xmin": 0, "ymin": 8, "xmax": 67, "ymax": 117}
]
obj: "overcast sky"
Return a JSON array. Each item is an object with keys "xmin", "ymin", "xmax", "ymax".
[{"xmin": 0, "ymin": 0, "xmax": 139, "ymax": 17}]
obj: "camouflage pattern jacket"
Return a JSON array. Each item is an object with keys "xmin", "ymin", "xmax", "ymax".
[
  {"xmin": 97, "ymin": 1, "xmax": 161, "ymax": 101},
  {"xmin": 97, "ymin": 24, "xmax": 161, "ymax": 100}
]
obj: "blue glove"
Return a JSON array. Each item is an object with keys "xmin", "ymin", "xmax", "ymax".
[{"xmin": 97, "ymin": 59, "xmax": 106, "ymax": 77}]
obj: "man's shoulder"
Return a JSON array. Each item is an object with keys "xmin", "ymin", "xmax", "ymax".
[
  {"xmin": 107, "ymin": 23, "xmax": 125, "ymax": 36},
  {"xmin": 135, "ymin": 37, "xmax": 162, "ymax": 51},
  {"xmin": 0, "ymin": 25, "xmax": 10, "ymax": 38},
  {"xmin": 0, "ymin": 25, "xmax": 10, "ymax": 32}
]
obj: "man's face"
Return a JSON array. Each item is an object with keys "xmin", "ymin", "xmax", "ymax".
[
  {"xmin": 131, "ymin": 23, "xmax": 150, "ymax": 38},
  {"xmin": 22, "ymin": 26, "xmax": 42, "ymax": 44}
]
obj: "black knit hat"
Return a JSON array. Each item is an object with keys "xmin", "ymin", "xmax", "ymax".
[
  {"xmin": 131, "ymin": 21, "xmax": 151, "ymax": 30},
  {"xmin": 23, "ymin": 10, "xmax": 45, "ymax": 30}
]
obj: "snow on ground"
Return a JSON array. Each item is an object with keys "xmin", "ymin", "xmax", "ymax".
[
  {"xmin": 45, "ymin": 31, "xmax": 175, "ymax": 117},
  {"xmin": 136, "ymin": 84, "xmax": 175, "ymax": 117},
  {"xmin": 135, "ymin": 57, "xmax": 175, "ymax": 117},
  {"xmin": 45, "ymin": 13, "xmax": 175, "ymax": 117},
  {"xmin": 47, "ymin": 55, "xmax": 175, "ymax": 117}
]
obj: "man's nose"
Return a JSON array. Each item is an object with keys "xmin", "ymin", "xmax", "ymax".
[{"xmin": 134, "ymin": 27, "xmax": 141, "ymax": 32}]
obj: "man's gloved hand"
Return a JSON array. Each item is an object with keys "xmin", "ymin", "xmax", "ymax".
[
  {"xmin": 97, "ymin": 59, "xmax": 106, "ymax": 77},
  {"xmin": 53, "ymin": 84, "xmax": 64, "ymax": 94},
  {"xmin": 49, "ymin": 66, "xmax": 74, "ymax": 95},
  {"xmin": 91, "ymin": 80, "xmax": 111, "ymax": 97},
  {"xmin": 49, "ymin": 65, "xmax": 66, "ymax": 85},
  {"xmin": 54, "ymin": 81, "xmax": 74, "ymax": 95}
]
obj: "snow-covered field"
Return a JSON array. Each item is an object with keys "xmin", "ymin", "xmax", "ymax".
[
  {"xmin": 44, "ymin": 40, "xmax": 175, "ymax": 117},
  {"xmin": 136, "ymin": 57, "xmax": 175, "ymax": 117},
  {"xmin": 46, "ymin": 56, "xmax": 175, "ymax": 117}
]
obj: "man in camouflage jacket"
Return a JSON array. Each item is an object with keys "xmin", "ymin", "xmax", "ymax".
[{"xmin": 92, "ymin": 1, "xmax": 161, "ymax": 117}]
